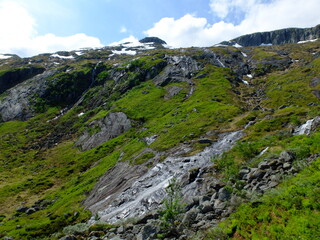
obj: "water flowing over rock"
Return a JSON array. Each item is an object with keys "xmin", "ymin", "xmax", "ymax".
[
  {"xmin": 294, "ymin": 116, "xmax": 320, "ymax": 135},
  {"xmin": 88, "ymin": 130, "xmax": 244, "ymax": 224}
]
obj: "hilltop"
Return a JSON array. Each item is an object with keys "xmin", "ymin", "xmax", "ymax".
[{"xmin": 0, "ymin": 28, "xmax": 319, "ymax": 240}]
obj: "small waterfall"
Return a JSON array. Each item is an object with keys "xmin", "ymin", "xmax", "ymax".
[
  {"xmin": 258, "ymin": 147, "xmax": 269, "ymax": 157},
  {"xmin": 90, "ymin": 61, "xmax": 102, "ymax": 88},
  {"xmin": 92, "ymin": 130, "xmax": 245, "ymax": 224},
  {"xmin": 73, "ymin": 61, "xmax": 102, "ymax": 107},
  {"xmin": 294, "ymin": 118, "xmax": 318, "ymax": 135}
]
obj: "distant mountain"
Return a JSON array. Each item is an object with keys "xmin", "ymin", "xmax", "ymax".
[{"xmin": 220, "ymin": 24, "xmax": 320, "ymax": 47}]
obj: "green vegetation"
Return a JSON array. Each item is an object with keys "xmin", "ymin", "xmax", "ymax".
[
  {"xmin": 206, "ymin": 158, "xmax": 320, "ymax": 240},
  {"xmin": 158, "ymin": 177, "xmax": 185, "ymax": 238},
  {"xmin": 0, "ymin": 41, "xmax": 319, "ymax": 239}
]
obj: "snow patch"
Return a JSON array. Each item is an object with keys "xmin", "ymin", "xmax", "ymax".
[
  {"xmin": 78, "ymin": 112, "xmax": 85, "ymax": 117},
  {"xmin": 247, "ymin": 74, "xmax": 253, "ymax": 78},
  {"xmin": 241, "ymin": 52, "xmax": 247, "ymax": 57},
  {"xmin": 260, "ymin": 43, "xmax": 272, "ymax": 46},
  {"xmin": 112, "ymin": 49, "xmax": 137, "ymax": 55},
  {"xmin": 233, "ymin": 43, "xmax": 242, "ymax": 48},
  {"xmin": 0, "ymin": 54, "xmax": 12, "ymax": 59},
  {"xmin": 51, "ymin": 54, "xmax": 74, "ymax": 59},
  {"xmin": 298, "ymin": 39, "xmax": 318, "ymax": 44},
  {"xmin": 242, "ymin": 80, "xmax": 249, "ymax": 85},
  {"xmin": 75, "ymin": 51, "xmax": 84, "ymax": 56}
]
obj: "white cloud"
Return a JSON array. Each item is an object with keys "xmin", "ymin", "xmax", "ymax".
[
  {"xmin": 120, "ymin": 26, "xmax": 128, "ymax": 33},
  {"xmin": 0, "ymin": 1, "xmax": 102, "ymax": 57},
  {"xmin": 145, "ymin": 0, "xmax": 320, "ymax": 48}
]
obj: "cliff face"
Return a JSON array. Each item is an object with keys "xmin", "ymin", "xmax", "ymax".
[
  {"xmin": 0, "ymin": 34, "xmax": 319, "ymax": 240},
  {"xmin": 220, "ymin": 24, "xmax": 320, "ymax": 47}
]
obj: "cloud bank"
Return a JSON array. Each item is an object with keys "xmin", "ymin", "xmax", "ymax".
[
  {"xmin": 145, "ymin": 0, "xmax": 320, "ymax": 47},
  {"xmin": 0, "ymin": 1, "xmax": 102, "ymax": 57}
]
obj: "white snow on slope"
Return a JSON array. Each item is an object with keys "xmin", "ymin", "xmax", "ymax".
[
  {"xmin": 0, "ymin": 54, "xmax": 12, "ymax": 59},
  {"xmin": 51, "ymin": 54, "xmax": 74, "ymax": 59},
  {"xmin": 298, "ymin": 39, "xmax": 318, "ymax": 44}
]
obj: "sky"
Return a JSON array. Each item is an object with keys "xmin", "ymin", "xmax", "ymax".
[{"xmin": 0, "ymin": 0, "xmax": 319, "ymax": 57}]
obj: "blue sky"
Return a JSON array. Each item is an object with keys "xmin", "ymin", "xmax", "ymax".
[{"xmin": 0, "ymin": 0, "xmax": 319, "ymax": 57}]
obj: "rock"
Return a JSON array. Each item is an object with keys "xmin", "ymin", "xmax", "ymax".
[
  {"xmin": 181, "ymin": 208, "xmax": 200, "ymax": 226},
  {"xmin": 76, "ymin": 112, "xmax": 131, "ymax": 151},
  {"xmin": 258, "ymin": 161, "xmax": 270, "ymax": 170},
  {"xmin": 214, "ymin": 199, "xmax": 227, "ymax": 210},
  {"xmin": 89, "ymin": 231, "xmax": 105, "ymax": 237},
  {"xmin": 200, "ymin": 201, "xmax": 214, "ymax": 214},
  {"xmin": 16, "ymin": 206, "xmax": 28, "ymax": 213},
  {"xmin": 200, "ymin": 195, "xmax": 211, "ymax": 203},
  {"xmin": 188, "ymin": 168, "xmax": 200, "ymax": 184},
  {"xmin": 283, "ymin": 162, "xmax": 292, "ymax": 170},
  {"xmin": 26, "ymin": 208, "xmax": 36, "ymax": 215},
  {"xmin": 198, "ymin": 138, "xmax": 212, "ymax": 144},
  {"xmin": 268, "ymin": 181, "xmax": 279, "ymax": 188},
  {"xmin": 279, "ymin": 151, "xmax": 295, "ymax": 162},
  {"xmin": 3, "ymin": 237, "xmax": 15, "ymax": 240},
  {"xmin": 153, "ymin": 56, "xmax": 200, "ymax": 87},
  {"xmin": 210, "ymin": 181, "xmax": 226, "ymax": 191},
  {"xmin": 117, "ymin": 226, "xmax": 125, "ymax": 234},
  {"xmin": 218, "ymin": 188, "xmax": 231, "ymax": 201},
  {"xmin": 238, "ymin": 168, "xmax": 250, "ymax": 179},
  {"xmin": 60, "ymin": 235, "xmax": 77, "ymax": 240},
  {"xmin": 164, "ymin": 86, "xmax": 183, "ymax": 99},
  {"xmin": 139, "ymin": 37, "xmax": 167, "ymax": 45},
  {"xmin": 222, "ymin": 25, "xmax": 320, "ymax": 47},
  {"xmin": 248, "ymin": 169, "xmax": 266, "ymax": 181},
  {"xmin": 139, "ymin": 223, "xmax": 158, "ymax": 240}
]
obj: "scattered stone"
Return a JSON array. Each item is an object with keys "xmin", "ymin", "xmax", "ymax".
[
  {"xmin": 258, "ymin": 161, "xmax": 270, "ymax": 170},
  {"xmin": 198, "ymin": 138, "xmax": 212, "ymax": 144},
  {"xmin": 239, "ymin": 168, "xmax": 250, "ymax": 179},
  {"xmin": 218, "ymin": 188, "xmax": 231, "ymax": 201},
  {"xmin": 182, "ymin": 208, "xmax": 200, "ymax": 226},
  {"xmin": 283, "ymin": 162, "xmax": 292, "ymax": 170},
  {"xmin": 200, "ymin": 201, "xmax": 214, "ymax": 214},
  {"xmin": 279, "ymin": 151, "xmax": 295, "ymax": 162},
  {"xmin": 214, "ymin": 199, "xmax": 227, "ymax": 210},
  {"xmin": 60, "ymin": 235, "xmax": 77, "ymax": 240},
  {"xmin": 26, "ymin": 208, "xmax": 36, "ymax": 215}
]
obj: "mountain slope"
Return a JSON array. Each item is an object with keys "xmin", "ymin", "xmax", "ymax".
[
  {"xmin": 0, "ymin": 36, "xmax": 319, "ymax": 239},
  {"xmin": 220, "ymin": 24, "xmax": 320, "ymax": 47}
]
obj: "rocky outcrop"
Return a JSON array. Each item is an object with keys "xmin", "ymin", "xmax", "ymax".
[
  {"xmin": 139, "ymin": 37, "xmax": 167, "ymax": 45},
  {"xmin": 153, "ymin": 56, "xmax": 200, "ymax": 87},
  {"xmin": 87, "ymin": 130, "xmax": 244, "ymax": 224},
  {"xmin": 0, "ymin": 66, "xmax": 45, "ymax": 94},
  {"xmin": 76, "ymin": 112, "xmax": 131, "ymax": 151},
  {"xmin": 221, "ymin": 24, "xmax": 320, "ymax": 47},
  {"xmin": 0, "ymin": 70, "xmax": 57, "ymax": 122}
]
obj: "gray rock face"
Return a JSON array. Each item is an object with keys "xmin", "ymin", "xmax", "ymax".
[
  {"xmin": 0, "ymin": 66, "xmax": 45, "ymax": 94},
  {"xmin": 153, "ymin": 56, "xmax": 200, "ymax": 87},
  {"xmin": 76, "ymin": 112, "xmax": 131, "ymax": 151},
  {"xmin": 87, "ymin": 130, "xmax": 244, "ymax": 224},
  {"xmin": 221, "ymin": 24, "xmax": 320, "ymax": 47},
  {"xmin": 0, "ymin": 70, "xmax": 57, "ymax": 122}
]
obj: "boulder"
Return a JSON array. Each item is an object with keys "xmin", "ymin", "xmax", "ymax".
[
  {"xmin": 218, "ymin": 188, "xmax": 231, "ymax": 201},
  {"xmin": 279, "ymin": 151, "xmax": 295, "ymax": 162},
  {"xmin": 76, "ymin": 112, "xmax": 131, "ymax": 151},
  {"xmin": 181, "ymin": 208, "xmax": 200, "ymax": 227}
]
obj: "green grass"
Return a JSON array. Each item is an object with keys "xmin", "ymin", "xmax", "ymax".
[{"xmin": 206, "ymin": 158, "xmax": 320, "ymax": 240}]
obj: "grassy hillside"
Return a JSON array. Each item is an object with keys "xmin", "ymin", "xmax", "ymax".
[{"xmin": 0, "ymin": 41, "xmax": 319, "ymax": 239}]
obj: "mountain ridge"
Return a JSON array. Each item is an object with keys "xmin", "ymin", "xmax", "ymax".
[{"xmin": 220, "ymin": 24, "xmax": 320, "ymax": 47}]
